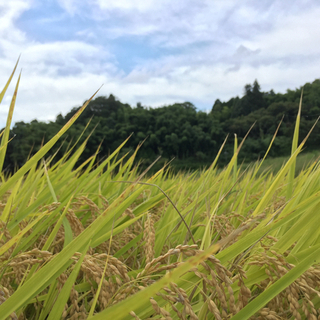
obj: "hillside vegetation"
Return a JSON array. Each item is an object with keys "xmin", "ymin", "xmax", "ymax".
[{"xmin": 4, "ymin": 78, "xmax": 320, "ymax": 172}]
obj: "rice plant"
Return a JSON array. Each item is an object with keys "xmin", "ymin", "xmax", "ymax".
[{"xmin": 1, "ymin": 60, "xmax": 320, "ymax": 320}]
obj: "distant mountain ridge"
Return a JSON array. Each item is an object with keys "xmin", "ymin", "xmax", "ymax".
[{"xmin": 4, "ymin": 78, "xmax": 320, "ymax": 172}]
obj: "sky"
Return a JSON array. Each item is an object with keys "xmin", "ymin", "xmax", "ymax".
[{"xmin": 0, "ymin": 0, "xmax": 320, "ymax": 127}]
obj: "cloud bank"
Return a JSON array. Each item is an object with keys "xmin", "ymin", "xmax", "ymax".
[{"xmin": 0, "ymin": 0, "xmax": 320, "ymax": 127}]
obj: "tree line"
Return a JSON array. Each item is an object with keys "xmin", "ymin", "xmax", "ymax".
[{"xmin": 4, "ymin": 78, "xmax": 320, "ymax": 172}]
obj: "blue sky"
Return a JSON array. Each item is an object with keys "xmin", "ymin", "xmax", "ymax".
[{"xmin": 1, "ymin": 0, "xmax": 320, "ymax": 127}]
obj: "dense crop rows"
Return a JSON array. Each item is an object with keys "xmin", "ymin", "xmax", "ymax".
[{"xmin": 1, "ymin": 61, "xmax": 320, "ymax": 319}]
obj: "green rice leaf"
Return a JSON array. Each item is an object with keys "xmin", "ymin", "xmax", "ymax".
[
  {"xmin": 233, "ymin": 133, "xmax": 238, "ymax": 184},
  {"xmin": 0, "ymin": 87, "xmax": 101, "ymax": 198},
  {"xmin": 0, "ymin": 56, "xmax": 20, "ymax": 104},
  {"xmin": 286, "ymin": 90, "xmax": 303, "ymax": 200},
  {"xmin": 47, "ymin": 240, "xmax": 91, "ymax": 320},
  {"xmin": 0, "ymin": 71, "xmax": 21, "ymax": 173}
]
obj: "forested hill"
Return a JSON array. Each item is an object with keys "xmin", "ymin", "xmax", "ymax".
[{"xmin": 4, "ymin": 78, "xmax": 320, "ymax": 172}]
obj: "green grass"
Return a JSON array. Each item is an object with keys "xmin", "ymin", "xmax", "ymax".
[
  {"xmin": 253, "ymin": 150, "xmax": 320, "ymax": 176},
  {"xmin": 141, "ymin": 149, "xmax": 320, "ymax": 178}
]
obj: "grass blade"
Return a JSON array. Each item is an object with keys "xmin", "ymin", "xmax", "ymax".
[
  {"xmin": 0, "ymin": 56, "xmax": 20, "ymax": 103},
  {"xmin": 0, "ymin": 72, "xmax": 21, "ymax": 173},
  {"xmin": 0, "ymin": 87, "xmax": 101, "ymax": 198},
  {"xmin": 233, "ymin": 133, "xmax": 238, "ymax": 184},
  {"xmin": 47, "ymin": 241, "xmax": 91, "ymax": 320},
  {"xmin": 286, "ymin": 89, "xmax": 303, "ymax": 200}
]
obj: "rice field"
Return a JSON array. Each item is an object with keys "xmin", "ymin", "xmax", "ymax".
[{"xmin": 1, "ymin": 61, "xmax": 320, "ymax": 320}]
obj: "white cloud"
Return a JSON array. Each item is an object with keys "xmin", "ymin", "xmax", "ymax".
[
  {"xmin": 22, "ymin": 41, "xmax": 112, "ymax": 75},
  {"xmin": 56, "ymin": 0, "xmax": 79, "ymax": 16},
  {"xmin": 1, "ymin": 0, "xmax": 320, "ymax": 128},
  {"xmin": 0, "ymin": 1, "xmax": 32, "ymax": 33},
  {"xmin": 250, "ymin": 7, "xmax": 320, "ymax": 57},
  {"xmin": 12, "ymin": 72, "xmax": 106, "ymax": 124},
  {"xmin": 0, "ymin": 1, "xmax": 31, "ymax": 59},
  {"xmin": 95, "ymin": 0, "xmax": 161, "ymax": 11},
  {"xmin": 0, "ymin": 2, "xmax": 114, "ymax": 126}
]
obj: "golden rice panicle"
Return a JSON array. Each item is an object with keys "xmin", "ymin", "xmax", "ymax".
[
  {"xmin": 129, "ymin": 311, "xmax": 141, "ymax": 320},
  {"xmin": 4, "ymin": 249, "xmax": 53, "ymax": 287},
  {"xmin": 80, "ymin": 256, "xmax": 115, "ymax": 308},
  {"xmin": 253, "ymin": 307, "xmax": 280, "ymax": 320},
  {"xmin": 80, "ymin": 253, "xmax": 130, "ymax": 308},
  {"xmin": 207, "ymin": 298, "xmax": 222, "ymax": 320},
  {"xmin": 43, "ymin": 202, "xmax": 61, "ymax": 213},
  {"xmin": 247, "ymin": 246, "xmax": 320, "ymax": 318},
  {"xmin": 100, "ymin": 208, "xmax": 141, "ymax": 261},
  {"xmin": 72, "ymin": 196, "xmax": 100, "ymax": 225},
  {"xmin": 136, "ymin": 246, "xmax": 184, "ymax": 279},
  {"xmin": 156, "ymin": 289, "xmax": 184, "ymax": 319},
  {"xmin": 143, "ymin": 212, "xmax": 155, "ymax": 265},
  {"xmin": 0, "ymin": 200, "xmax": 7, "ymax": 215},
  {"xmin": 52, "ymin": 225, "xmax": 65, "ymax": 254},
  {"xmin": 0, "ymin": 286, "xmax": 18, "ymax": 320},
  {"xmin": 66, "ymin": 208, "xmax": 84, "ymax": 236},
  {"xmin": 90, "ymin": 253, "xmax": 130, "ymax": 282},
  {"xmin": 58, "ymin": 272, "xmax": 68, "ymax": 290},
  {"xmin": 112, "ymin": 282, "xmax": 138, "ymax": 306},
  {"xmin": 0, "ymin": 221, "xmax": 11, "ymax": 242},
  {"xmin": 78, "ymin": 304, "xmax": 87, "ymax": 320},
  {"xmin": 0, "ymin": 221, "xmax": 13, "ymax": 263},
  {"xmin": 208, "ymin": 256, "xmax": 236, "ymax": 316},
  {"xmin": 68, "ymin": 284, "xmax": 80, "ymax": 320},
  {"xmin": 169, "ymin": 282, "xmax": 197, "ymax": 319},
  {"xmin": 192, "ymin": 255, "xmax": 235, "ymax": 318},
  {"xmin": 234, "ymin": 265, "xmax": 251, "ymax": 310},
  {"xmin": 286, "ymin": 284, "xmax": 301, "ymax": 320},
  {"xmin": 149, "ymin": 297, "xmax": 173, "ymax": 319}
]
